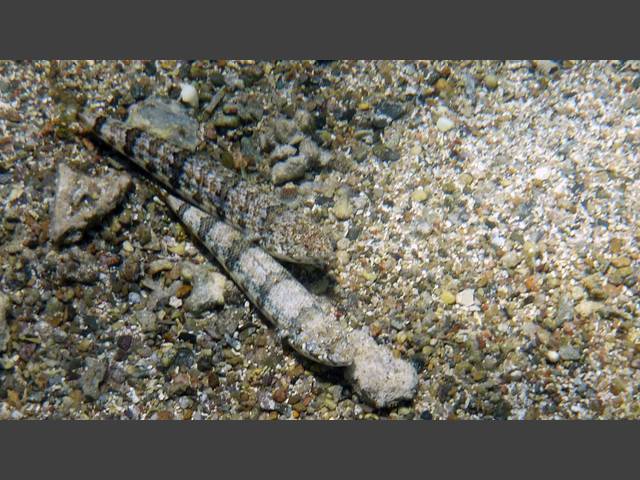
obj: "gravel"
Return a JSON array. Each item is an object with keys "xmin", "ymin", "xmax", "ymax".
[{"xmin": 1, "ymin": 60, "xmax": 638, "ymax": 420}]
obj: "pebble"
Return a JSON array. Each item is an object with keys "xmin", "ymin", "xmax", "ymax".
[
  {"xmin": 0, "ymin": 102, "xmax": 21, "ymax": 122},
  {"xmin": 484, "ymin": 74, "xmax": 499, "ymax": 90},
  {"xmin": 436, "ymin": 116, "xmax": 454, "ymax": 132},
  {"xmin": 559, "ymin": 345, "xmax": 581, "ymax": 361},
  {"xmin": 534, "ymin": 166, "xmax": 552, "ymax": 182},
  {"xmin": 611, "ymin": 256, "xmax": 631, "ymax": 268},
  {"xmin": 80, "ymin": 358, "xmax": 107, "ymax": 400},
  {"xmin": 126, "ymin": 97, "xmax": 199, "ymax": 151},
  {"xmin": 183, "ymin": 266, "xmax": 226, "ymax": 315},
  {"xmin": 501, "ymin": 251, "xmax": 521, "ymax": 269},
  {"xmin": 456, "ymin": 289, "xmax": 475, "ymax": 307},
  {"xmin": 575, "ymin": 300, "xmax": 602, "ymax": 317},
  {"xmin": 333, "ymin": 197, "xmax": 353, "ymax": 220},
  {"xmin": 128, "ymin": 292, "xmax": 141, "ymax": 304},
  {"xmin": 269, "ymin": 144, "xmax": 297, "ymax": 164},
  {"xmin": 135, "ymin": 310, "xmax": 157, "ymax": 333},
  {"xmin": 533, "ymin": 60, "xmax": 559, "ymax": 76},
  {"xmin": 546, "ymin": 350, "xmax": 560, "ymax": 363},
  {"xmin": 179, "ymin": 83, "xmax": 199, "ymax": 109},
  {"xmin": 554, "ymin": 295, "xmax": 574, "ymax": 327},
  {"xmin": 49, "ymin": 164, "xmax": 132, "ymax": 245},
  {"xmin": 0, "ymin": 292, "xmax": 9, "ymax": 352},
  {"xmin": 376, "ymin": 101, "xmax": 405, "ymax": 120},
  {"xmin": 271, "ymin": 155, "xmax": 308, "ymax": 185},
  {"xmin": 169, "ymin": 296, "xmax": 183, "ymax": 308},
  {"xmin": 213, "ymin": 114, "xmax": 240, "ymax": 129},
  {"xmin": 441, "ymin": 290, "xmax": 456, "ymax": 305},
  {"xmin": 411, "ymin": 188, "xmax": 428, "ymax": 202},
  {"xmin": 148, "ymin": 259, "xmax": 173, "ymax": 275}
]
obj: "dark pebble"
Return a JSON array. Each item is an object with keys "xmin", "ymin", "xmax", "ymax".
[
  {"xmin": 315, "ymin": 195, "xmax": 333, "ymax": 206},
  {"xmin": 178, "ymin": 331, "xmax": 198, "ymax": 344},
  {"xmin": 409, "ymin": 354, "xmax": 426, "ymax": 372},
  {"xmin": 143, "ymin": 61, "xmax": 157, "ymax": 76},
  {"xmin": 208, "ymin": 371, "xmax": 220, "ymax": 388},
  {"xmin": 116, "ymin": 335, "xmax": 133, "ymax": 352},
  {"xmin": 376, "ymin": 101, "xmax": 405, "ymax": 120},
  {"xmin": 173, "ymin": 347, "xmax": 195, "ymax": 368},
  {"xmin": 197, "ymin": 356, "xmax": 212, "ymax": 372},
  {"xmin": 122, "ymin": 257, "xmax": 140, "ymax": 283},
  {"xmin": 372, "ymin": 115, "xmax": 391, "ymax": 129},
  {"xmin": 131, "ymin": 82, "xmax": 149, "ymax": 101},
  {"xmin": 374, "ymin": 145, "xmax": 400, "ymax": 162},
  {"xmin": 420, "ymin": 410, "xmax": 433, "ymax": 420},
  {"xmin": 633, "ymin": 75, "xmax": 640, "ymax": 90},
  {"xmin": 346, "ymin": 224, "xmax": 363, "ymax": 241},
  {"xmin": 335, "ymin": 108, "xmax": 356, "ymax": 122}
]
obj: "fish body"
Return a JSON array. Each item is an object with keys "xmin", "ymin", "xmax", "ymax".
[
  {"xmin": 76, "ymin": 104, "xmax": 418, "ymax": 407},
  {"xmin": 78, "ymin": 110, "xmax": 334, "ymax": 268}
]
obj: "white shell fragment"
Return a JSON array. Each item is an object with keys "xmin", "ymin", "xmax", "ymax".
[{"xmin": 179, "ymin": 83, "xmax": 199, "ymax": 109}]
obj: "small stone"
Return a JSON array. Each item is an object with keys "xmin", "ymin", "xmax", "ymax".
[
  {"xmin": 299, "ymin": 138, "xmax": 321, "ymax": 166},
  {"xmin": 213, "ymin": 114, "xmax": 240, "ymax": 129},
  {"xmin": 441, "ymin": 290, "xmax": 456, "ymax": 305},
  {"xmin": 555, "ymin": 295, "xmax": 574, "ymax": 326},
  {"xmin": 183, "ymin": 266, "xmax": 226, "ymax": 315},
  {"xmin": 168, "ymin": 242, "xmax": 186, "ymax": 256},
  {"xmin": 456, "ymin": 289, "xmax": 475, "ymax": 307},
  {"xmin": 533, "ymin": 60, "xmax": 559, "ymax": 76},
  {"xmin": 269, "ymin": 144, "xmax": 297, "ymax": 164},
  {"xmin": 128, "ymin": 292, "xmax": 141, "ymax": 304},
  {"xmin": 179, "ymin": 83, "xmax": 199, "ymax": 109},
  {"xmin": 582, "ymin": 274, "xmax": 607, "ymax": 300},
  {"xmin": 0, "ymin": 102, "xmax": 21, "ymax": 122},
  {"xmin": 333, "ymin": 197, "xmax": 353, "ymax": 220},
  {"xmin": 376, "ymin": 101, "xmax": 405, "ymax": 120},
  {"xmin": 148, "ymin": 259, "xmax": 173, "ymax": 275},
  {"xmin": 294, "ymin": 109, "xmax": 316, "ymax": 133},
  {"xmin": 271, "ymin": 155, "xmax": 308, "ymax": 185},
  {"xmin": 436, "ymin": 116, "xmax": 454, "ymax": 132},
  {"xmin": 208, "ymin": 372, "xmax": 220, "ymax": 388},
  {"xmin": 611, "ymin": 256, "xmax": 631, "ymax": 268},
  {"xmin": 483, "ymin": 74, "xmax": 498, "ymax": 90},
  {"xmin": 0, "ymin": 292, "xmax": 10, "ymax": 352},
  {"xmin": 558, "ymin": 345, "xmax": 581, "ymax": 361},
  {"xmin": 575, "ymin": 300, "xmax": 603, "ymax": 317},
  {"xmin": 373, "ymin": 145, "xmax": 401, "ymax": 162},
  {"xmin": 509, "ymin": 370, "xmax": 522, "ymax": 381},
  {"xmin": 272, "ymin": 387, "xmax": 287, "ymax": 403},
  {"xmin": 534, "ymin": 166, "xmax": 552, "ymax": 182},
  {"xmin": 610, "ymin": 238, "xmax": 624, "ymax": 253},
  {"xmin": 411, "ymin": 188, "xmax": 428, "ymax": 202},
  {"xmin": 546, "ymin": 350, "xmax": 560, "ymax": 363},
  {"xmin": 135, "ymin": 310, "xmax": 157, "ymax": 333},
  {"xmin": 501, "ymin": 251, "xmax": 521, "ymax": 269},
  {"xmin": 127, "ymin": 97, "xmax": 199, "ymax": 151},
  {"xmin": 49, "ymin": 164, "xmax": 132, "ymax": 245},
  {"xmin": 80, "ymin": 358, "xmax": 107, "ymax": 400}
]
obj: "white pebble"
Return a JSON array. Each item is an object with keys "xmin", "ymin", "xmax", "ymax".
[
  {"xmin": 546, "ymin": 350, "xmax": 560, "ymax": 363},
  {"xmin": 436, "ymin": 116, "xmax": 454, "ymax": 132},
  {"xmin": 179, "ymin": 83, "xmax": 199, "ymax": 109},
  {"xmin": 169, "ymin": 296, "xmax": 183, "ymax": 308},
  {"xmin": 534, "ymin": 166, "xmax": 552, "ymax": 181},
  {"xmin": 456, "ymin": 289, "xmax": 475, "ymax": 307}
]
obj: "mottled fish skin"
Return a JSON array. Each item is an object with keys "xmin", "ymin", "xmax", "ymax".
[
  {"xmin": 163, "ymin": 192, "xmax": 353, "ymax": 367},
  {"xmin": 78, "ymin": 110, "xmax": 335, "ymax": 268}
]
